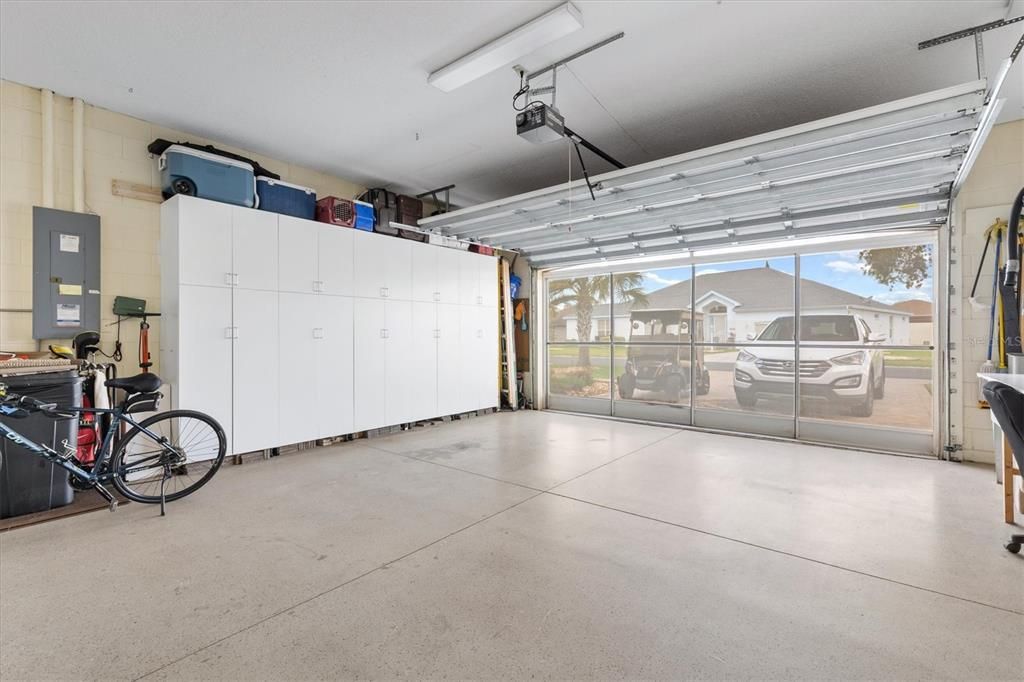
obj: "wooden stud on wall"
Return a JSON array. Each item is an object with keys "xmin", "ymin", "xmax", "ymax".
[{"xmin": 111, "ymin": 179, "xmax": 162, "ymax": 203}]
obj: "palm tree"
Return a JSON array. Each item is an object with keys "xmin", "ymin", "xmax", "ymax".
[{"xmin": 549, "ymin": 273, "xmax": 649, "ymax": 365}]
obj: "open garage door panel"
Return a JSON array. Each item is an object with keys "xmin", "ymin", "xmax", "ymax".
[{"xmin": 421, "ymin": 80, "xmax": 995, "ymax": 268}]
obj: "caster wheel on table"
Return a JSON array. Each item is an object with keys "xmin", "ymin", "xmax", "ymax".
[{"xmin": 1005, "ymin": 542, "xmax": 1021, "ymax": 554}]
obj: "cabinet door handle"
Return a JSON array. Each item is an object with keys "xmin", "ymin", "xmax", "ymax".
[
  {"xmin": 233, "ymin": 273, "xmax": 240, "ymax": 286},
  {"xmin": 380, "ymin": 328, "xmax": 389, "ymax": 339},
  {"xmin": 434, "ymin": 329, "xmax": 440, "ymax": 339},
  {"xmin": 433, "ymin": 291, "xmax": 440, "ymax": 302},
  {"xmin": 379, "ymin": 286, "xmax": 387, "ymax": 298},
  {"xmin": 225, "ymin": 272, "xmax": 233, "ymax": 286},
  {"xmin": 313, "ymin": 327, "xmax": 324, "ymax": 339},
  {"xmin": 224, "ymin": 327, "xmax": 233, "ymax": 339},
  {"xmin": 477, "ymin": 295, "xmax": 483, "ymax": 305},
  {"xmin": 477, "ymin": 329, "xmax": 483, "ymax": 338}
]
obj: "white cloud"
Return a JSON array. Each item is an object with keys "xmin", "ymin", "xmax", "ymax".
[
  {"xmin": 825, "ymin": 260, "xmax": 866, "ymax": 274},
  {"xmin": 835, "ymin": 249, "xmax": 860, "ymax": 261},
  {"xmin": 643, "ymin": 272, "xmax": 682, "ymax": 287},
  {"xmin": 873, "ymin": 289, "xmax": 933, "ymax": 305},
  {"xmin": 695, "ymin": 268, "xmax": 724, "ymax": 277}
]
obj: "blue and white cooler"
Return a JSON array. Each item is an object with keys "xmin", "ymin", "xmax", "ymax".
[
  {"xmin": 353, "ymin": 200, "xmax": 375, "ymax": 231},
  {"xmin": 158, "ymin": 144, "xmax": 257, "ymax": 207},
  {"xmin": 256, "ymin": 177, "xmax": 317, "ymax": 220}
]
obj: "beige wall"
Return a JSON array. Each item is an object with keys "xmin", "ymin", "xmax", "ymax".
[
  {"xmin": 1, "ymin": 79, "xmax": 363, "ymax": 374},
  {"xmin": 953, "ymin": 119, "xmax": 1024, "ymax": 463}
]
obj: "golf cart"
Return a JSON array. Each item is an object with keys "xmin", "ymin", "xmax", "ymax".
[{"xmin": 618, "ymin": 309, "xmax": 710, "ymax": 402}]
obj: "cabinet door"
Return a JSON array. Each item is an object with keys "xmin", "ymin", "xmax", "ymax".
[
  {"xmin": 385, "ymin": 238, "xmax": 413, "ymax": 301},
  {"xmin": 317, "ymin": 295, "xmax": 354, "ymax": 438},
  {"xmin": 353, "ymin": 231, "xmax": 390, "ymax": 299},
  {"xmin": 278, "ymin": 215, "xmax": 318, "ymax": 294},
  {"xmin": 177, "ymin": 197, "xmax": 233, "ymax": 288},
  {"xmin": 410, "ymin": 242, "xmax": 437, "ymax": 303},
  {"xmin": 353, "ymin": 298, "xmax": 387, "ymax": 431},
  {"xmin": 477, "ymin": 256, "xmax": 498, "ymax": 308},
  {"xmin": 478, "ymin": 305, "xmax": 500, "ymax": 408},
  {"xmin": 278, "ymin": 292, "xmax": 320, "ymax": 446},
  {"xmin": 409, "ymin": 303, "xmax": 438, "ymax": 422},
  {"xmin": 435, "ymin": 247, "xmax": 461, "ymax": 304},
  {"xmin": 318, "ymin": 225, "xmax": 355, "ymax": 296},
  {"xmin": 436, "ymin": 303, "xmax": 461, "ymax": 416},
  {"xmin": 176, "ymin": 285, "xmax": 233, "ymax": 456},
  {"xmin": 384, "ymin": 300, "xmax": 413, "ymax": 425},
  {"xmin": 457, "ymin": 251, "xmax": 480, "ymax": 306},
  {"xmin": 233, "ymin": 289, "xmax": 279, "ymax": 453},
  {"xmin": 458, "ymin": 306, "xmax": 483, "ymax": 413},
  {"xmin": 232, "ymin": 207, "xmax": 278, "ymax": 291}
]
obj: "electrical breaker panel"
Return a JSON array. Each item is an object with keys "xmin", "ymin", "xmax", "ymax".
[{"xmin": 32, "ymin": 206, "xmax": 101, "ymax": 339}]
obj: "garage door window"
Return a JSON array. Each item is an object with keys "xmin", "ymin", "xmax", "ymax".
[{"xmin": 542, "ymin": 232, "xmax": 938, "ymax": 455}]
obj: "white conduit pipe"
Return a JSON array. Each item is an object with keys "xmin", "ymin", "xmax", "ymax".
[
  {"xmin": 72, "ymin": 97, "xmax": 85, "ymax": 212},
  {"xmin": 41, "ymin": 89, "xmax": 54, "ymax": 208}
]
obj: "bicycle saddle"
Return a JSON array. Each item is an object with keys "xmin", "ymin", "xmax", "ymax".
[{"xmin": 106, "ymin": 373, "xmax": 163, "ymax": 394}]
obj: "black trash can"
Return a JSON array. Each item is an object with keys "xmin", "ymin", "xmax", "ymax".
[{"xmin": 0, "ymin": 369, "xmax": 81, "ymax": 518}]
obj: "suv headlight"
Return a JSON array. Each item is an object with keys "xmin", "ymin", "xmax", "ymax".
[
  {"xmin": 830, "ymin": 350, "xmax": 867, "ymax": 366},
  {"xmin": 736, "ymin": 350, "xmax": 757, "ymax": 363}
]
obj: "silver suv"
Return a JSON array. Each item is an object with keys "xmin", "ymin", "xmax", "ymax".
[{"xmin": 733, "ymin": 314, "xmax": 887, "ymax": 417}]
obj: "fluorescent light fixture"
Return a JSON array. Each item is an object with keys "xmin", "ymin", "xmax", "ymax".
[{"xmin": 428, "ymin": 2, "xmax": 583, "ymax": 92}]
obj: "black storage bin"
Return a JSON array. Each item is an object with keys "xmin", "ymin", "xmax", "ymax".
[{"xmin": 0, "ymin": 370, "xmax": 81, "ymax": 518}]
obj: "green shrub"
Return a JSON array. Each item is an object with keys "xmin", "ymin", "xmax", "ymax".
[{"xmin": 550, "ymin": 366, "xmax": 595, "ymax": 394}]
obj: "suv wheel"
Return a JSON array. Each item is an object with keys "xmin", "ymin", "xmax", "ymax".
[
  {"xmin": 852, "ymin": 371, "xmax": 875, "ymax": 417},
  {"xmin": 873, "ymin": 363, "xmax": 886, "ymax": 399},
  {"xmin": 735, "ymin": 389, "xmax": 757, "ymax": 408}
]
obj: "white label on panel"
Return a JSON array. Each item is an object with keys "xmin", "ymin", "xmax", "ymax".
[
  {"xmin": 59, "ymin": 234, "xmax": 80, "ymax": 253},
  {"xmin": 56, "ymin": 303, "xmax": 81, "ymax": 325}
]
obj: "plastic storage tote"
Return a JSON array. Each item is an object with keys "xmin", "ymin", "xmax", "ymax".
[
  {"xmin": 353, "ymin": 200, "xmax": 375, "ymax": 232},
  {"xmin": 257, "ymin": 177, "xmax": 316, "ymax": 220},
  {"xmin": 0, "ymin": 369, "xmax": 81, "ymax": 518},
  {"xmin": 159, "ymin": 144, "xmax": 257, "ymax": 208}
]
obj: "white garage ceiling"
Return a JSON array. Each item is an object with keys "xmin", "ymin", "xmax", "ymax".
[{"xmin": 1, "ymin": 1, "xmax": 1020, "ymax": 207}]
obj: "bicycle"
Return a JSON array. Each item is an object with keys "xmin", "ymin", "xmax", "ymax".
[{"xmin": 0, "ymin": 373, "xmax": 226, "ymax": 516}]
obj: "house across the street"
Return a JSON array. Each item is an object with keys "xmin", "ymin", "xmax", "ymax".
[{"xmin": 562, "ymin": 263, "xmax": 919, "ymax": 345}]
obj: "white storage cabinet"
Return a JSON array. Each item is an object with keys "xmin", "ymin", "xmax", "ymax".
[{"xmin": 162, "ymin": 195, "xmax": 498, "ymax": 456}]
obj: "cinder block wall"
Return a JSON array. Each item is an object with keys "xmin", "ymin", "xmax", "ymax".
[
  {"xmin": 0, "ymin": 79, "xmax": 364, "ymax": 374},
  {"xmin": 953, "ymin": 119, "xmax": 1024, "ymax": 463}
]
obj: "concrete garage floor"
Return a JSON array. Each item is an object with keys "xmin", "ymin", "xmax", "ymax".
[{"xmin": 1, "ymin": 412, "xmax": 1021, "ymax": 680}]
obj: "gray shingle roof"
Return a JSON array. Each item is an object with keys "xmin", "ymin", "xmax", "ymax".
[{"xmin": 585, "ymin": 265, "xmax": 904, "ymax": 317}]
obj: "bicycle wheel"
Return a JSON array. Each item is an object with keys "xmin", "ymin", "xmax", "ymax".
[{"xmin": 111, "ymin": 409, "xmax": 226, "ymax": 504}]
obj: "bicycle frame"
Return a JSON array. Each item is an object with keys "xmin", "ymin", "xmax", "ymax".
[{"xmin": 0, "ymin": 404, "xmax": 170, "ymax": 484}]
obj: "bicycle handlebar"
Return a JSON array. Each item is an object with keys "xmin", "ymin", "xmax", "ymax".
[{"xmin": 0, "ymin": 391, "xmax": 64, "ymax": 418}]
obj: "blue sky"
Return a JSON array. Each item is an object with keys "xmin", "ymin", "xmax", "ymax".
[{"xmin": 636, "ymin": 248, "xmax": 933, "ymax": 305}]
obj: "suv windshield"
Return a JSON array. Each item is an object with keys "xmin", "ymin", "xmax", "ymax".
[{"xmin": 757, "ymin": 315, "xmax": 860, "ymax": 342}]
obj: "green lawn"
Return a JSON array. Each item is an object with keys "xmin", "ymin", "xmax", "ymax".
[
  {"xmin": 882, "ymin": 349, "xmax": 932, "ymax": 368},
  {"xmin": 548, "ymin": 345, "xmax": 933, "ymax": 368},
  {"xmin": 548, "ymin": 346, "xmax": 627, "ymax": 360}
]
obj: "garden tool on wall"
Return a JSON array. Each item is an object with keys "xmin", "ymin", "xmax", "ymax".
[
  {"xmin": 975, "ymin": 221, "xmax": 1004, "ymax": 405},
  {"xmin": 997, "ymin": 187, "xmax": 1023, "ymax": 365}
]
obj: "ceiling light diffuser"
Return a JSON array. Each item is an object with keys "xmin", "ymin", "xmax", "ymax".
[{"xmin": 428, "ymin": 2, "xmax": 583, "ymax": 92}]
